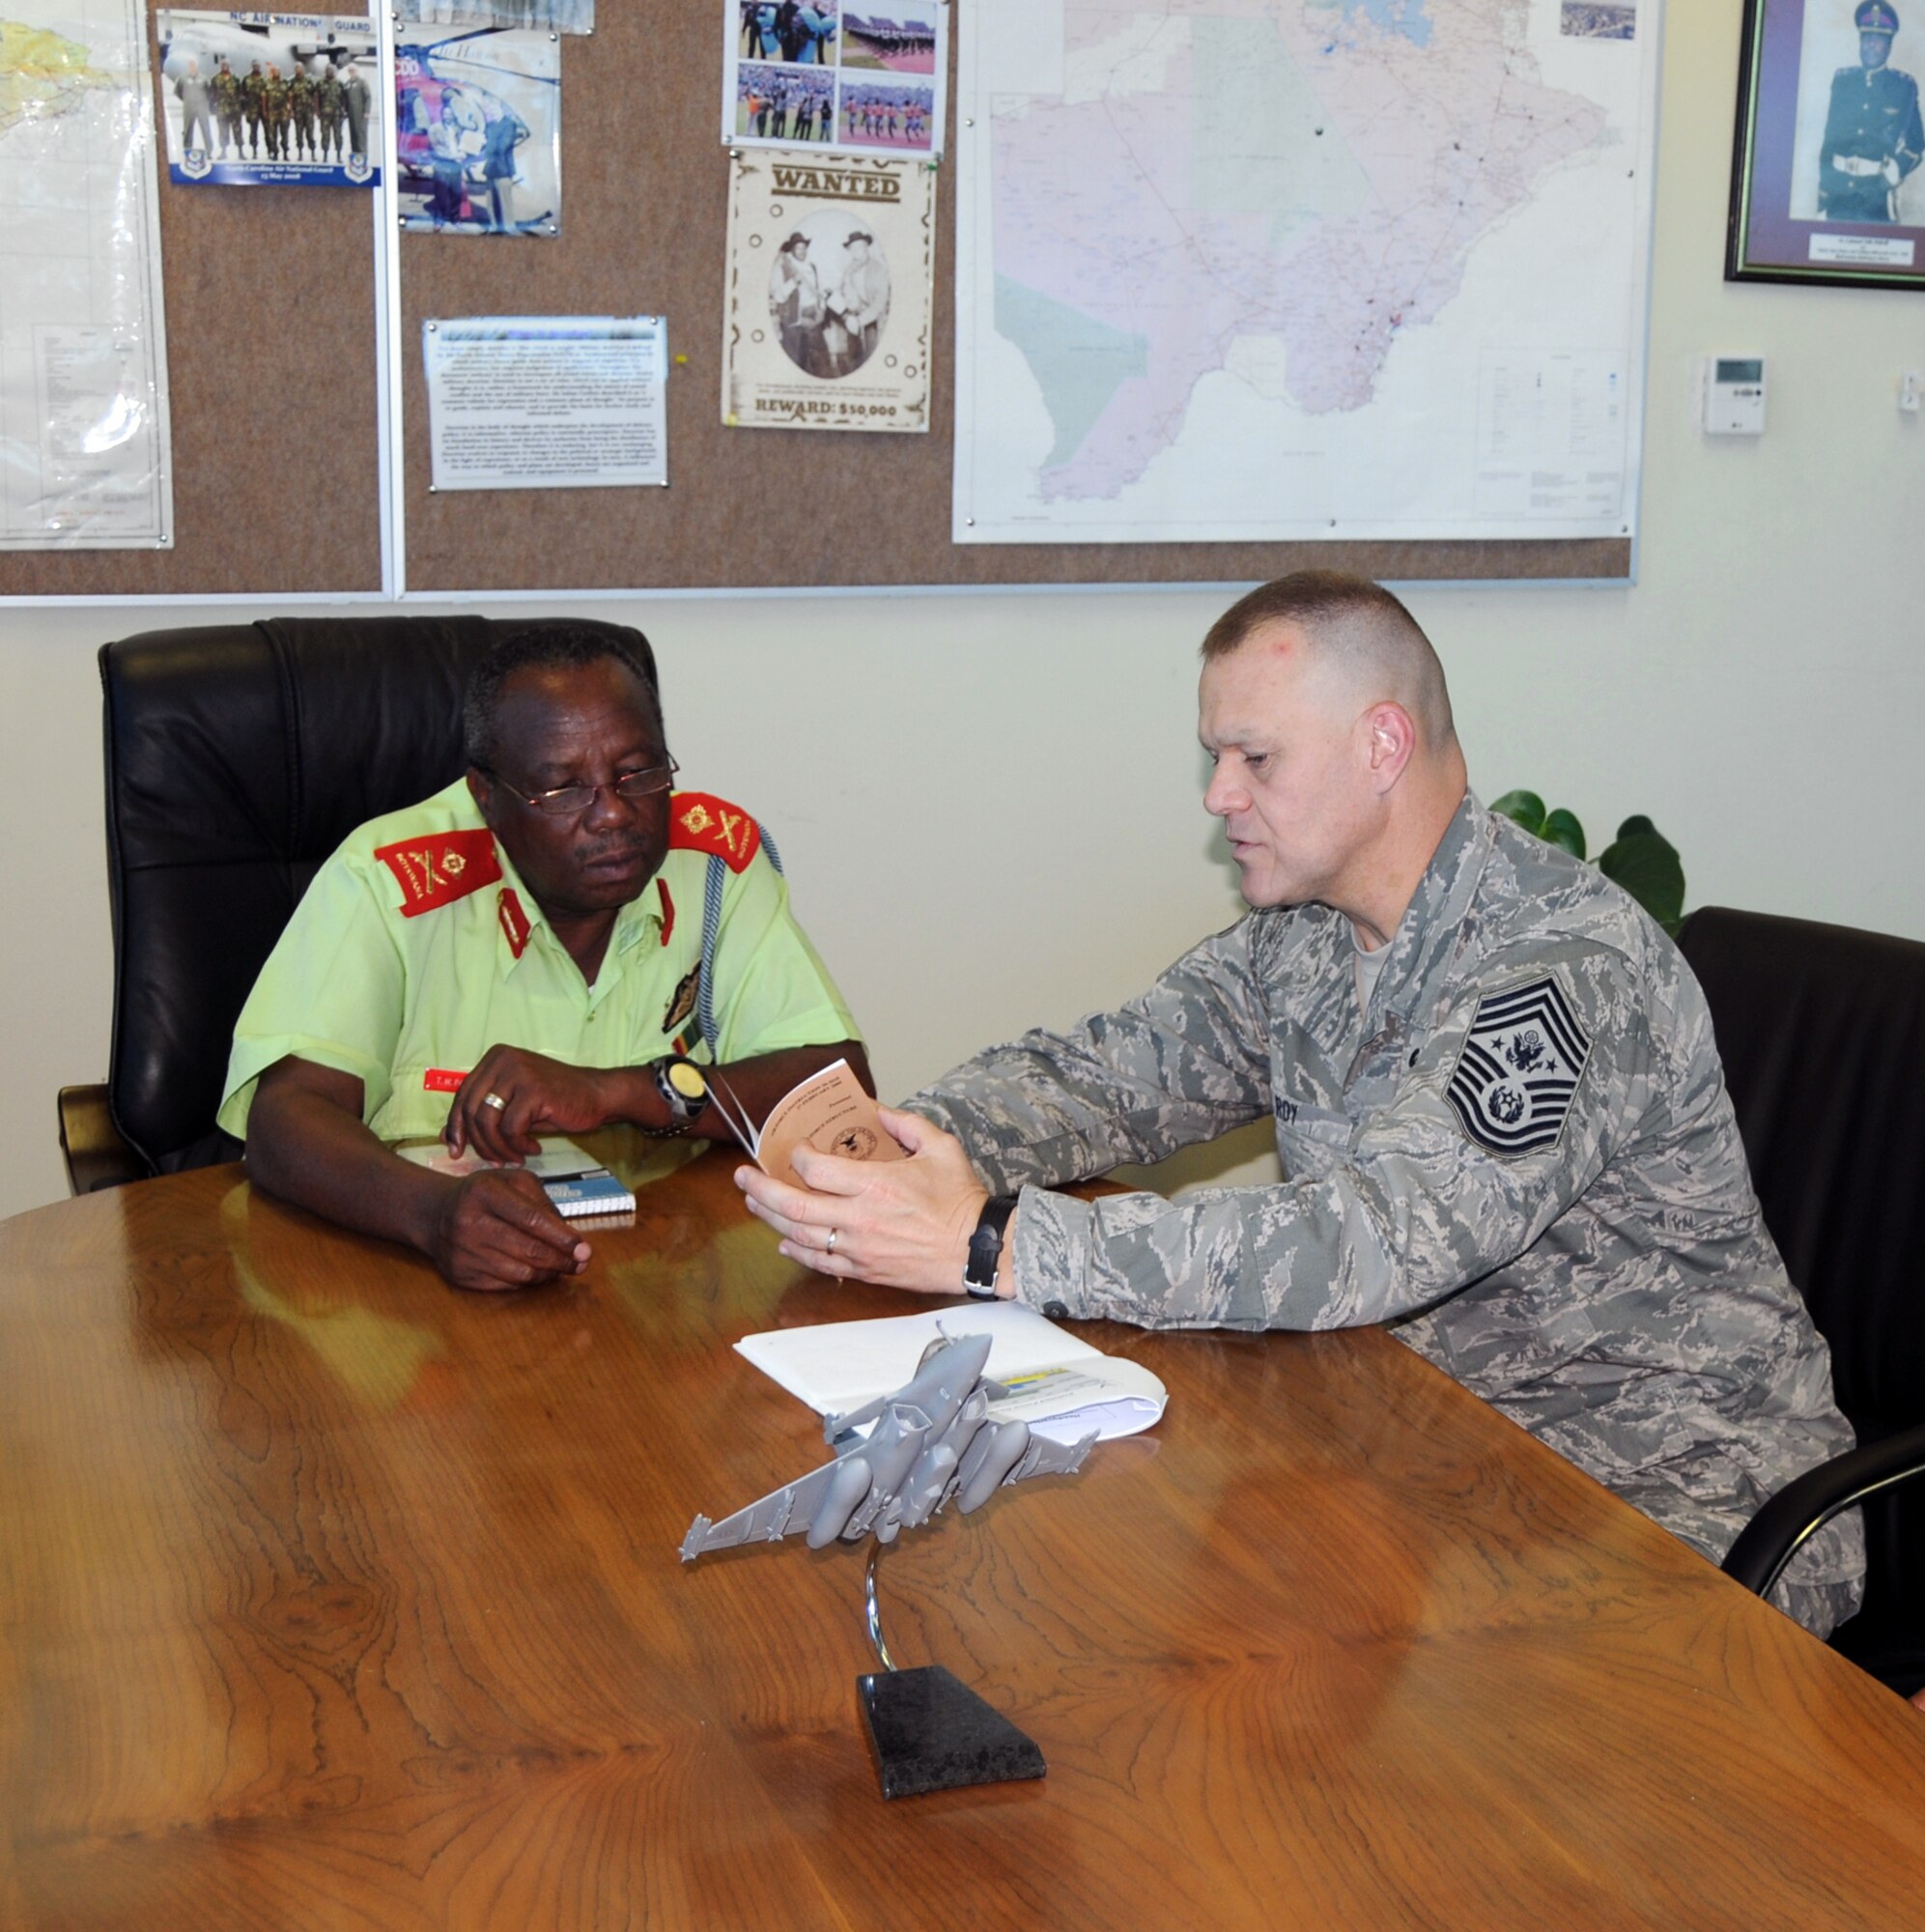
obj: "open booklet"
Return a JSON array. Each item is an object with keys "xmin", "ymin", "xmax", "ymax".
[
  {"xmin": 707, "ymin": 1055, "xmax": 908, "ymax": 1189},
  {"xmin": 395, "ymin": 1136, "xmax": 603, "ymax": 1180},
  {"xmin": 394, "ymin": 1137, "xmax": 636, "ymax": 1216},
  {"xmin": 734, "ymin": 1301, "xmax": 1167, "ymax": 1446}
]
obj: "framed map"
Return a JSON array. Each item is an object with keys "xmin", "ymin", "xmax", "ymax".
[
  {"xmin": 0, "ymin": 2, "xmax": 173, "ymax": 548},
  {"xmin": 952, "ymin": 1, "xmax": 1660, "ymax": 545}
]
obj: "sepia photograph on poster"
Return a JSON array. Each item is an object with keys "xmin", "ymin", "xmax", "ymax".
[
  {"xmin": 721, "ymin": 0, "xmax": 947, "ymax": 159},
  {"xmin": 396, "ymin": 24, "xmax": 559, "ymax": 233},
  {"xmin": 156, "ymin": 11, "xmax": 380, "ymax": 186},
  {"xmin": 722, "ymin": 150, "xmax": 933, "ymax": 434}
]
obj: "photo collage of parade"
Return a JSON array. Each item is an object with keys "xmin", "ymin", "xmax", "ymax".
[{"xmin": 726, "ymin": 2, "xmax": 945, "ymax": 158}]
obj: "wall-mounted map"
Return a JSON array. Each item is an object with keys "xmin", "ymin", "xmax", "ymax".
[
  {"xmin": 0, "ymin": 3, "xmax": 172, "ymax": 549},
  {"xmin": 953, "ymin": 1, "xmax": 1658, "ymax": 545}
]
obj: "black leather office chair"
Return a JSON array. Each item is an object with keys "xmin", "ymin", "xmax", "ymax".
[
  {"xmin": 1680, "ymin": 907, "xmax": 1925, "ymax": 1696},
  {"xmin": 60, "ymin": 614, "xmax": 656, "ymax": 1192}
]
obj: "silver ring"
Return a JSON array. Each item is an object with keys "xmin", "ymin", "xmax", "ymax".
[
  {"xmin": 826, "ymin": 1228, "xmax": 838, "ymax": 1256},
  {"xmin": 482, "ymin": 1092, "xmax": 508, "ymax": 1112}
]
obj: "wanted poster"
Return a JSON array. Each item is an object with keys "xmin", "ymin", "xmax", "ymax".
[{"xmin": 722, "ymin": 150, "xmax": 933, "ymax": 434}]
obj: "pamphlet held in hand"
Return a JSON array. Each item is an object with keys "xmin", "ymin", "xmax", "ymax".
[{"xmin": 710, "ymin": 1056, "xmax": 908, "ymax": 1188}]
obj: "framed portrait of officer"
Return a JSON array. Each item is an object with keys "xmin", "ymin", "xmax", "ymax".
[{"xmin": 1729, "ymin": 0, "xmax": 1925, "ymax": 285}]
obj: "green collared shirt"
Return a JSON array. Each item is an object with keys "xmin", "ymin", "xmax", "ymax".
[{"xmin": 218, "ymin": 779, "xmax": 860, "ymax": 1142}]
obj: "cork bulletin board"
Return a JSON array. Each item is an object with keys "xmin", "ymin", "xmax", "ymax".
[{"xmin": 5, "ymin": 3, "xmax": 1631, "ymax": 599}]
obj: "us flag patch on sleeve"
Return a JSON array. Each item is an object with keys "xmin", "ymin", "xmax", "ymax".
[{"xmin": 1445, "ymin": 975, "xmax": 1592, "ymax": 1155}]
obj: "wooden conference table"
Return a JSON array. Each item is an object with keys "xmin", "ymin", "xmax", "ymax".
[{"xmin": 5, "ymin": 1149, "xmax": 1925, "ymax": 1930}]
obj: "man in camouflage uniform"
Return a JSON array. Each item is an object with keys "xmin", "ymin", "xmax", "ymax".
[
  {"xmin": 739, "ymin": 571, "xmax": 1866, "ymax": 1639},
  {"xmin": 211, "ymin": 56, "xmax": 242, "ymax": 158},
  {"xmin": 288, "ymin": 62, "xmax": 317, "ymax": 160},
  {"xmin": 315, "ymin": 63, "xmax": 346, "ymax": 162},
  {"xmin": 261, "ymin": 64, "xmax": 289, "ymax": 160},
  {"xmin": 241, "ymin": 59, "xmax": 267, "ymax": 157}
]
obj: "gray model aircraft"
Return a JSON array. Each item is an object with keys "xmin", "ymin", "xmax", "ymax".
[{"xmin": 680, "ymin": 1330, "xmax": 1094, "ymax": 1560}]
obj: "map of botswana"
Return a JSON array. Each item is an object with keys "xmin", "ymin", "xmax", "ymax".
[{"xmin": 953, "ymin": 1, "xmax": 1657, "ymax": 543}]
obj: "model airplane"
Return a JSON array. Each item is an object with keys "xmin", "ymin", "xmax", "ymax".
[{"xmin": 680, "ymin": 1331, "xmax": 1094, "ymax": 1560}]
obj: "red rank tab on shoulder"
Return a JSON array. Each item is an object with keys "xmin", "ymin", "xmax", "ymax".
[
  {"xmin": 668, "ymin": 791, "xmax": 761, "ymax": 873},
  {"xmin": 497, "ymin": 887, "xmax": 531, "ymax": 959},
  {"xmin": 374, "ymin": 828, "xmax": 501, "ymax": 918}
]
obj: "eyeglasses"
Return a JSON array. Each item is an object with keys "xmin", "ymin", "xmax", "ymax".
[{"xmin": 480, "ymin": 757, "xmax": 678, "ymax": 817}]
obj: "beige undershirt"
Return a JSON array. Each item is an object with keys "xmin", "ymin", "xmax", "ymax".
[{"xmin": 1352, "ymin": 928, "xmax": 1390, "ymax": 1021}]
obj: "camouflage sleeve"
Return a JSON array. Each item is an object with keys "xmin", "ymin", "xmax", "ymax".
[
  {"xmin": 995, "ymin": 942, "xmax": 1658, "ymax": 1332},
  {"xmin": 906, "ymin": 922, "xmax": 1279, "ymax": 1191}
]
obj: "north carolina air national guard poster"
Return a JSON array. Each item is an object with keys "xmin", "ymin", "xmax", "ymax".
[
  {"xmin": 722, "ymin": 151, "xmax": 934, "ymax": 433},
  {"xmin": 156, "ymin": 13, "xmax": 380, "ymax": 187}
]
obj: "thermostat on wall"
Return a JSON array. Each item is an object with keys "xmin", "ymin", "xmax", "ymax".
[{"xmin": 1703, "ymin": 356, "xmax": 1767, "ymax": 435}]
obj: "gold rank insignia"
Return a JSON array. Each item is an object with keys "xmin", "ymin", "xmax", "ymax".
[
  {"xmin": 668, "ymin": 791, "xmax": 762, "ymax": 873},
  {"xmin": 373, "ymin": 828, "xmax": 501, "ymax": 917}
]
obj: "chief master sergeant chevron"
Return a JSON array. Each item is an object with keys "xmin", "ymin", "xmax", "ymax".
[
  {"xmin": 221, "ymin": 622, "xmax": 865, "ymax": 1293},
  {"xmin": 738, "ymin": 571, "xmax": 1866, "ymax": 1638}
]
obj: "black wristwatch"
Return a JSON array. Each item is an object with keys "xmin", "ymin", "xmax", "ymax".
[
  {"xmin": 641, "ymin": 1054, "xmax": 708, "ymax": 1138},
  {"xmin": 963, "ymin": 1195, "xmax": 1018, "ymax": 1299}
]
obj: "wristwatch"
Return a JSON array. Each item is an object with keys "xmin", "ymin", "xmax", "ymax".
[
  {"xmin": 642, "ymin": 1054, "xmax": 709, "ymax": 1137},
  {"xmin": 963, "ymin": 1195, "xmax": 1017, "ymax": 1299}
]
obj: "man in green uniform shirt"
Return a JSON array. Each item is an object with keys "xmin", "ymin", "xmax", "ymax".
[{"xmin": 221, "ymin": 623, "xmax": 866, "ymax": 1293}]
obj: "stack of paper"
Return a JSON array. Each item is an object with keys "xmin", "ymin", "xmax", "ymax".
[{"xmin": 734, "ymin": 1302, "xmax": 1166, "ymax": 1445}]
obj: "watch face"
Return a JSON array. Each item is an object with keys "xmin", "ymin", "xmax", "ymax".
[{"xmin": 666, "ymin": 1060, "xmax": 708, "ymax": 1102}]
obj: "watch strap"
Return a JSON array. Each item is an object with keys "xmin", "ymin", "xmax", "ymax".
[{"xmin": 963, "ymin": 1194, "xmax": 1017, "ymax": 1298}]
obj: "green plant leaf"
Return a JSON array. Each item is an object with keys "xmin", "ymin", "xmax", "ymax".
[
  {"xmin": 1615, "ymin": 814, "xmax": 1656, "ymax": 839},
  {"xmin": 1489, "ymin": 789, "xmax": 1547, "ymax": 837},
  {"xmin": 1599, "ymin": 830, "xmax": 1685, "ymax": 930},
  {"xmin": 1542, "ymin": 808, "xmax": 1587, "ymax": 861}
]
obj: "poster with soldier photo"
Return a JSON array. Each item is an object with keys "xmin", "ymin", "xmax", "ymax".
[
  {"xmin": 156, "ymin": 12, "xmax": 380, "ymax": 186},
  {"xmin": 396, "ymin": 26, "xmax": 561, "ymax": 234},
  {"xmin": 722, "ymin": 150, "xmax": 933, "ymax": 433},
  {"xmin": 721, "ymin": 0, "xmax": 947, "ymax": 159}
]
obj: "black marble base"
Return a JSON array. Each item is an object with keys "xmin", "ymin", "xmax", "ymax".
[{"xmin": 856, "ymin": 1665, "xmax": 1046, "ymax": 1800}]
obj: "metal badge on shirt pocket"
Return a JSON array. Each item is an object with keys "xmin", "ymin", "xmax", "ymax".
[
  {"xmin": 1445, "ymin": 974, "xmax": 1591, "ymax": 1156},
  {"xmin": 662, "ymin": 964, "xmax": 700, "ymax": 1037}
]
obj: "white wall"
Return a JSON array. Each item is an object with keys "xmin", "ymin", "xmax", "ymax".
[{"xmin": 4, "ymin": 0, "xmax": 1922, "ymax": 1222}]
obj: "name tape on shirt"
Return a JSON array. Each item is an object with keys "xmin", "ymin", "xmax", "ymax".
[
  {"xmin": 1445, "ymin": 975, "xmax": 1592, "ymax": 1156},
  {"xmin": 374, "ymin": 828, "xmax": 501, "ymax": 917}
]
